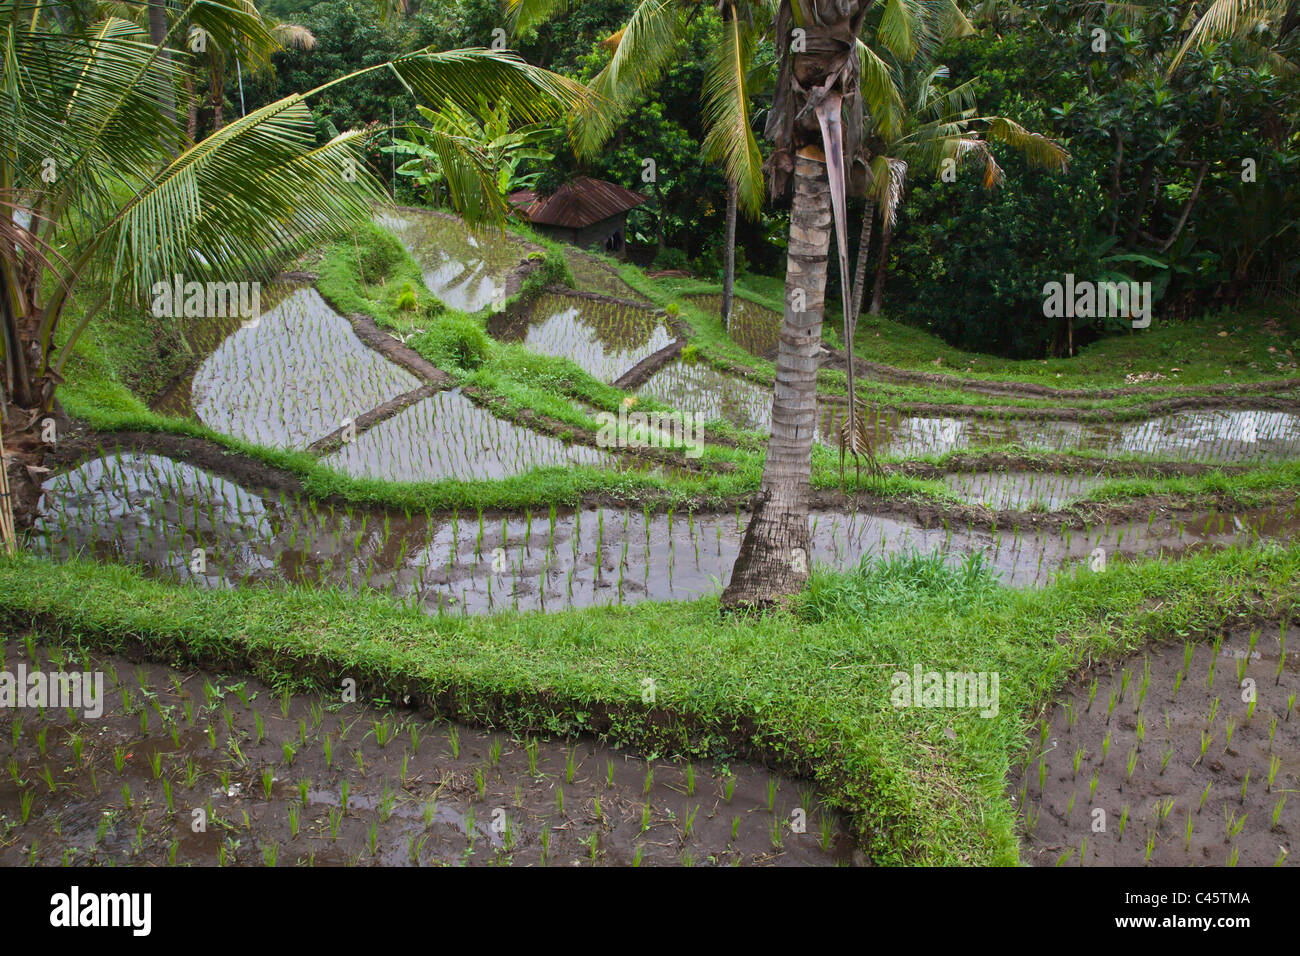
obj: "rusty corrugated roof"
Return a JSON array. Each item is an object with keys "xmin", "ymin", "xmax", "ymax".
[{"xmin": 509, "ymin": 176, "xmax": 646, "ymax": 229}]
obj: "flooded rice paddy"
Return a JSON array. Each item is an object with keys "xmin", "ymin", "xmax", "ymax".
[
  {"xmin": 0, "ymin": 639, "xmax": 850, "ymax": 866},
  {"xmin": 376, "ymin": 210, "xmax": 524, "ymax": 314},
  {"xmin": 1016, "ymin": 623, "xmax": 1300, "ymax": 867},
  {"xmin": 321, "ymin": 388, "xmax": 614, "ymax": 482},
  {"xmin": 564, "ymin": 249, "xmax": 649, "ymax": 302},
  {"xmin": 190, "ymin": 287, "xmax": 419, "ymax": 449},
  {"xmin": 32, "ymin": 453, "xmax": 1300, "ymax": 615},
  {"xmin": 814, "ymin": 403, "xmax": 1300, "ymax": 463},
  {"xmin": 637, "ymin": 363, "xmax": 1299, "ymax": 464},
  {"xmin": 939, "ymin": 471, "xmax": 1105, "ymax": 511},
  {"xmin": 639, "ymin": 360, "xmax": 773, "ymax": 431},
  {"xmin": 687, "ymin": 294, "xmax": 781, "ymax": 357},
  {"xmin": 488, "ymin": 293, "xmax": 674, "ymax": 383}
]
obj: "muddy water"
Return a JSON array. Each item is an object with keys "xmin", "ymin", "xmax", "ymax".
[
  {"xmin": 639, "ymin": 360, "xmax": 773, "ymax": 431},
  {"xmin": 1016, "ymin": 623, "xmax": 1300, "ymax": 866},
  {"xmin": 33, "ymin": 454, "xmax": 1300, "ymax": 615},
  {"xmin": 376, "ymin": 210, "xmax": 524, "ymax": 313},
  {"xmin": 489, "ymin": 293, "xmax": 674, "ymax": 383},
  {"xmin": 817, "ymin": 404, "xmax": 1300, "ymax": 463},
  {"xmin": 0, "ymin": 639, "xmax": 850, "ymax": 867},
  {"xmin": 638, "ymin": 366, "xmax": 1300, "ymax": 462},
  {"xmin": 189, "ymin": 287, "xmax": 419, "ymax": 449},
  {"xmin": 687, "ymin": 294, "xmax": 781, "ymax": 357},
  {"xmin": 941, "ymin": 471, "xmax": 1105, "ymax": 511},
  {"xmin": 322, "ymin": 388, "xmax": 615, "ymax": 482}
]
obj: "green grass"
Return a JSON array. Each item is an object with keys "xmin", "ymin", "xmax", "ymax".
[
  {"xmin": 3, "ymin": 541, "xmax": 1295, "ymax": 864},
  {"xmin": 850, "ymin": 304, "xmax": 1300, "ymax": 390}
]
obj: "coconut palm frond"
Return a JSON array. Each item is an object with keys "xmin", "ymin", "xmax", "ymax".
[
  {"xmin": 934, "ymin": 0, "xmax": 977, "ymax": 40},
  {"xmin": 271, "ymin": 23, "xmax": 316, "ymax": 51},
  {"xmin": 877, "ymin": 0, "xmax": 929, "ymax": 62},
  {"xmin": 506, "ymin": 0, "xmax": 572, "ymax": 37},
  {"xmin": 702, "ymin": 8, "xmax": 764, "ymax": 219},
  {"xmin": 869, "ymin": 155, "xmax": 909, "ymax": 231},
  {"xmin": 856, "ymin": 38, "xmax": 905, "ymax": 142},
  {"xmin": 1169, "ymin": 0, "xmax": 1294, "ymax": 71},
  {"xmin": 98, "ymin": 96, "xmax": 382, "ymax": 301},
  {"xmin": 983, "ymin": 116, "xmax": 1070, "ymax": 172}
]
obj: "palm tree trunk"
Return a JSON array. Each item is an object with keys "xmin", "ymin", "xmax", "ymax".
[
  {"xmin": 721, "ymin": 180, "xmax": 738, "ymax": 328},
  {"xmin": 868, "ymin": 221, "xmax": 892, "ymax": 315},
  {"xmin": 210, "ymin": 55, "xmax": 225, "ymax": 131},
  {"xmin": 849, "ymin": 200, "xmax": 875, "ymax": 322},
  {"xmin": 184, "ymin": 74, "xmax": 199, "ymax": 142},
  {"xmin": 147, "ymin": 0, "xmax": 178, "ymax": 132},
  {"xmin": 721, "ymin": 151, "xmax": 831, "ymax": 610}
]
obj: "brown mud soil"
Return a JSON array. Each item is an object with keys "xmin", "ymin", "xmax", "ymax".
[
  {"xmin": 0, "ymin": 638, "xmax": 851, "ymax": 867},
  {"xmin": 1015, "ymin": 622, "xmax": 1299, "ymax": 867}
]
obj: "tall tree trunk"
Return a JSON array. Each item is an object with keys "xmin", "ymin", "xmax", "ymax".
[
  {"xmin": 721, "ymin": 180, "xmax": 738, "ymax": 329},
  {"xmin": 184, "ymin": 74, "xmax": 199, "ymax": 143},
  {"xmin": 849, "ymin": 200, "xmax": 875, "ymax": 322},
  {"xmin": 652, "ymin": 179, "xmax": 666, "ymax": 256},
  {"xmin": 0, "ymin": 270, "xmax": 60, "ymax": 532},
  {"xmin": 210, "ymin": 56, "xmax": 225, "ymax": 131},
  {"xmin": 721, "ymin": 151, "xmax": 831, "ymax": 610},
  {"xmin": 868, "ymin": 221, "xmax": 892, "ymax": 315},
  {"xmin": 147, "ymin": 0, "xmax": 178, "ymax": 134}
]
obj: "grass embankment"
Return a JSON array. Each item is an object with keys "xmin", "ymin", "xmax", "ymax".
[
  {"xmin": 2, "ymin": 542, "xmax": 1295, "ymax": 864},
  {"xmin": 714, "ymin": 269, "xmax": 1300, "ymax": 391}
]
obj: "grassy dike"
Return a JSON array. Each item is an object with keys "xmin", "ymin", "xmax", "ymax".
[{"xmin": 2, "ymin": 542, "xmax": 1296, "ymax": 864}]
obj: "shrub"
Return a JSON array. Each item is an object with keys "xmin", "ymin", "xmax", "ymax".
[
  {"xmin": 414, "ymin": 313, "xmax": 490, "ymax": 371},
  {"xmin": 351, "ymin": 224, "xmax": 407, "ymax": 285}
]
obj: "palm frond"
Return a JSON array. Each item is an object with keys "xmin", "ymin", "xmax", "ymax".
[
  {"xmin": 868, "ymin": 155, "xmax": 909, "ymax": 231},
  {"xmin": 983, "ymin": 116, "xmax": 1070, "ymax": 172},
  {"xmin": 506, "ymin": 0, "xmax": 572, "ymax": 36},
  {"xmin": 1169, "ymin": 0, "xmax": 1292, "ymax": 71},
  {"xmin": 856, "ymin": 38, "xmax": 905, "ymax": 142},
  {"xmin": 702, "ymin": 8, "xmax": 764, "ymax": 219},
  {"xmin": 573, "ymin": 0, "xmax": 682, "ymax": 154},
  {"xmin": 389, "ymin": 47, "xmax": 609, "ymax": 157}
]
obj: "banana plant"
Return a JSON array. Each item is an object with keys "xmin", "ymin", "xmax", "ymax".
[{"xmin": 386, "ymin": 99, "xmax": 559, "ymax": 209}]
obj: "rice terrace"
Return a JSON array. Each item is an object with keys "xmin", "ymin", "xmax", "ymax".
[{"xmin": 1, "ymin": 0, "xmax": 1298, "ymax": 911}]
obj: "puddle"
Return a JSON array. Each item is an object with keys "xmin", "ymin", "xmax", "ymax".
[
  {"xmin": 638, "ymin": 360, "xmax": 773, "ymax": 431},
  {"xmin": 687, "ymin": 294, "xmax": 780, "ymax": 358},
  {"xmin": 322, "ymin": 388, "xmax": 615, "ymax": 482},
  {"xmin": 0, "ymin": 639, "xmax": 850, "ymax": 867},
  {"xmin": 816, "ymin": 405, "xmax": 1300, "ymax": 463},
  {"xmin": 488, "ymin": 293, "xmax": 674, "ymax": 383},
  {"xmin": 188, "ymin": 287, "xmax": 419, "ymax": 449},
  {"xmin": 376, "ymin": 210, "xmax": 524, "ymax": 313},
  {"xmin": 940, "ymin": 471, "xmax": 1105, "ymax": 511},
  {"xmin": 33, "ymin": 454, "xmax": 1300, "ymax": 615},
  {"xmin": 564, "ymin": 249, "xmax": 649, "ymax": 302}
]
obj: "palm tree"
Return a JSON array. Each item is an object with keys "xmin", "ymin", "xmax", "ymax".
[
  {"xmin": 718, "ymin": 0, "xmax": 885, "ymax": 609},
  {"xmin": 0, "ymin": 0, "xmax": 592, "ymax": 536},
  {"xmin": 856, "ymin": 65, "xmax": 1069, "ymax": 316},
  {"xmin": 508, "ymin": 0, "xmax": 769, "ymax": 327}
]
